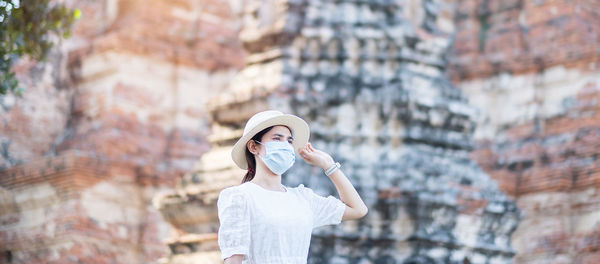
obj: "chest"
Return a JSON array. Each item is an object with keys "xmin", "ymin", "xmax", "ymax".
[{"xmin": 249, "ymin": 192, "xmax": 313, "ymax": 230}]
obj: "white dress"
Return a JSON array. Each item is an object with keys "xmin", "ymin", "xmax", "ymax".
[{"xmin": 217, "ymin": 181, "xmax": 347, "ymax": 263}]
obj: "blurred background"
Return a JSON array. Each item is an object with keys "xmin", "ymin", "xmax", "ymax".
[{"xmin": 0, "ymin": 0, "xmax": 598, "ymax": 263}]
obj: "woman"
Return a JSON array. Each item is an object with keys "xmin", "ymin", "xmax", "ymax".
[{"xmin": 217, "ymin": 110, "xmax": 368, "ymax": 264}]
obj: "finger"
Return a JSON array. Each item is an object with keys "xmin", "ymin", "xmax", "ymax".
[
  {"xmin": 302, "ymin": 144, "xmax": 309, "ymax": 152},
  {"xmin": 299, "ymin": 152, "xmax": 311, "ymax": 162},
  {"xmin": 299, "ymin": 148, "xmax": 309, "ymax": 156},
  {"xmin": 299, "ymin": 148, "xmax": 307, "ymax": 156},
  {"xmin": 308, "ymin": 143, "xmax": 315, "ymax": 152}
]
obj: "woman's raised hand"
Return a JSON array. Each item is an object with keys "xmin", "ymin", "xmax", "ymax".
[
  {"xmin": 300, "ymin": 142, "xmax": 369, "ymax": 220},
  {"xmin": 298, "ymin": 142, "xmax": 335, "ymax": 170}
]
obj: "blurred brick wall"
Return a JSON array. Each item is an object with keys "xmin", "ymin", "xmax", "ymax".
[
  {"xmin": 0, "ymin": 152, "xmax": 171, "ymax": 263},
  {"xmin": 448, "ymin": 0, "xmax": 600, "ymax": 263},
  {"xmin": 0, "ymin": 0, "xmax": 244, "ymax": 263}
]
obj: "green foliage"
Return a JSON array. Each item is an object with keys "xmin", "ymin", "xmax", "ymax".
[{"xmin": 0, "ymin": 0, "xmax": 80, "ymax": 96}]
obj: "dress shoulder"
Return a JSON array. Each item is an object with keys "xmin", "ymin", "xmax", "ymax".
[
  {"xmin": 291, "ymin": 183, "xmax": 346, "ymax": 228},
  {"xmin": 219, "ymin": 183, "xmax": 250, "ymax": 196},
  {"xmin": 291, "ymin": 183, "xmax": 314, "ymax": 196}
]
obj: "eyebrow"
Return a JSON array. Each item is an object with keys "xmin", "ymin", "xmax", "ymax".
[{"xmin": 273, "ymin": 133, "xmax": 294, "ymax": 140}]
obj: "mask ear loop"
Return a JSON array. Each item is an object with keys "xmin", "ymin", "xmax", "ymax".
[
  {"xmin": 248, "ymin": 140, "xmax": 261, "ymax": 174},
  {"xmin": 252, "ymin": 140, "xmax": 264, "ymax": 159}
]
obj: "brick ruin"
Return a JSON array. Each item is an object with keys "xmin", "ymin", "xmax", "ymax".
[
  {"xmin": 1, "ymin": 0, "xmax": 599, "ymax": 264},
  {"xmin": 0, "ymin": 0, "xmax": 243, "ymax": 263},
  {"xmin": 449, "ymin": 0, "xmax": 600, "ymax": 263}
]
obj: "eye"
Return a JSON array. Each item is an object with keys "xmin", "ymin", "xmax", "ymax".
[{"xmin": 288, "ymin": 139, "xmax": 294, "ymax": 144}]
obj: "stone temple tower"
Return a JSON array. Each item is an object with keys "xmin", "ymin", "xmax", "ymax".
[{"xmin": 155, "ymin": 0, "xmax": 521, "ymax": 263}]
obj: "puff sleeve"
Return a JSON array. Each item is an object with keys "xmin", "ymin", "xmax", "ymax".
[
  {"xmin": 297, "ymin": 184, "xmax": 347, "ymax": 228},
  {"xmin": 217, "ymin": 187, "xmax": 251, "ymax": 261}
]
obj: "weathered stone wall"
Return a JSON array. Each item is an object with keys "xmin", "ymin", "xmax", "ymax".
[
  {"xmin": 448, "ymin": 0, "xmax": 600, "ymax": 263},
  {"xmin": 0, "ymin": 0, "xmax": 244, "ymax": 263},
  {"xmin": 0, "ymin": 152, "xmax": 172, "ymax": 263},
  {"xmin": 275, "ymin": 0, "xmax": 520, "ymax": 262}
]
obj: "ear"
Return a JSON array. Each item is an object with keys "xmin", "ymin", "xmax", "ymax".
[{"xmin": 247, "ymin": 140, "xmax": 259, "ymax": 155}]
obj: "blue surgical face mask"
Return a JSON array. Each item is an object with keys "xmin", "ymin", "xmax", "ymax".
[{"xmin": 255, "ymin": 140, "xmax": 295, "ymax": 175}]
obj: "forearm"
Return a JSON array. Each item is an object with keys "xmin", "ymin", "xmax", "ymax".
[
  {"xmin": 324, "ymin": 165, "xmax": 368, "ymax": 220},
  {"xmin": 298, "ymin": 142, "xmax": 368, "ymax": 220}
]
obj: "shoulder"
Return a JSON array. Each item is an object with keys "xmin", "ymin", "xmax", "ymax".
[
  {"xmin": 288, "ymin": 183, "xmax": 307, "ymax": 191},
  {"xmin": 219, "ymin": 183, "xmax": 249, "ymax": 195},
  {"xmin": 288, "ymin": 183, "xmax": 315, "ymax": 197},
  {"xmin": 217, "ymin": 183, "xmax": 251, "ymax": 203}
]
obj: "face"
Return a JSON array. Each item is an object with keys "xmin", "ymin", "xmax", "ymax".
[{"xmin": 247, "ymin": 125, "xmax": 294, "ymax": 157}]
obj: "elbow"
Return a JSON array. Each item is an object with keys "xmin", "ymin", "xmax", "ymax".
[
  {"xmin": 342, "ymin": 205, "xmax": 369, "ymax": 221},
  {"xmin": 358, "ymin": 206, "xmax": 368, "ymax": 218}
]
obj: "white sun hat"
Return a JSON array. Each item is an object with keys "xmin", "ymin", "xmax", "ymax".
[{"xmin": 231, "ymin": 110, "xmax": 310, "ymax": 170}]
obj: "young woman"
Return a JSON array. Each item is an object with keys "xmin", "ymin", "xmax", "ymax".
[{"xmin": 217, "ymin": 110, "xmax": 368, "ymax": 264}]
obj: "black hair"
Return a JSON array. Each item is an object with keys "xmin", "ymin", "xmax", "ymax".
[{"xmin": 241, "ymin": 126, "xmax": 274, "ymax": 183}]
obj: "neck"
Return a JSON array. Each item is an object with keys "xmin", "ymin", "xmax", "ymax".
[{"xmin": 251, "ymin": 161, "xmax": 283, "ymax": 190}]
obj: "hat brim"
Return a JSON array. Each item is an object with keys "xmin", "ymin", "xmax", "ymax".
[{"xmin": 231, "ymin": 114, "xmax": 310, "ymax": 170}]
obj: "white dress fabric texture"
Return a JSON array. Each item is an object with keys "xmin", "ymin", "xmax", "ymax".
[{"xmin": 217, "ymin": 181, "xmax": 347, "ymax": 263}]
